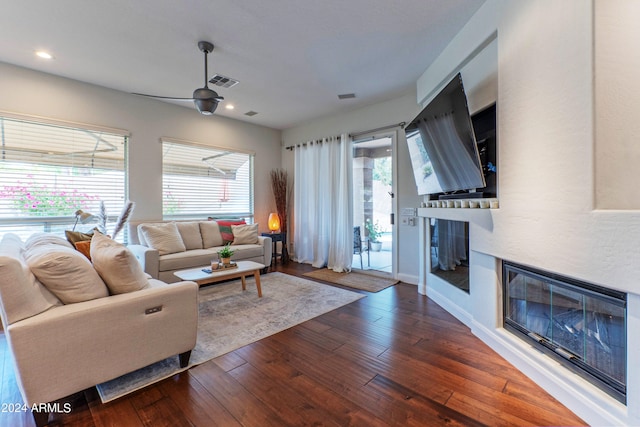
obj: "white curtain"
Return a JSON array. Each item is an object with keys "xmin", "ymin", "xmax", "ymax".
[
  {"xmin": 416, "ymin": 113, "xmax": 483, "ymax": 192},
  {"xmin": 293, "ymin": 134, "xmax": 353, "ymax": 272}
]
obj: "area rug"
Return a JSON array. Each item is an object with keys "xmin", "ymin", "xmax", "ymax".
[
  {"xmin": 303, "ymin": 268, "xmax": 399, "ymax": 292},
  {"xmin": 96, "ymin": 272, "xmax": 364, "ymax": 403}
]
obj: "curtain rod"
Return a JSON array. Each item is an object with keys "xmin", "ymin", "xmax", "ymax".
[
  {"xmin": 285, "ymin": 121, "xmax": 406, "ymax": 150},
  {"xmin": 285, "ymin": 135, "xmax": 342, "ymax": 151},
  {"xmin": 349, "ymin": 121, "xmax": 406, "ymax": 140}
]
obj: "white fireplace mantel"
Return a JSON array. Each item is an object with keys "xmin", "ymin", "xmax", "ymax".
[{"xmin": 416, "ymin": 206, "xmax": 494, "ymax": 224}]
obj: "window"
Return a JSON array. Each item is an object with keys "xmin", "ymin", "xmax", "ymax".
[
  {"xmin": 0, "ymin": 115, "xmax": 128, "ymax": 240},
  {"xmin": 161, "ymin": 138, "xmax": 254, "ymax": 221}
]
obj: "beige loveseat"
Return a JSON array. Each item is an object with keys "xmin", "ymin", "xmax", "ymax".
[
  {"xmin": 0, "ymin": 232, "xmax": 198, "ymax": 427},
  {"xmin": 127, "ymin": 220, "xmax": 272, "ymax": 283}
]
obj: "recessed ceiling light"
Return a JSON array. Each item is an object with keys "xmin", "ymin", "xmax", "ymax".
[
  {"xmin": 35, "ymin": 51, "xmax": 53, "ymax": 59},
  {"xmin": 225, "ymin": 104, "xmax": 235, "ymax": 110}
]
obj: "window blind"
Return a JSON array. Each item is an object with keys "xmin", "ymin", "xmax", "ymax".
[
  {"xmin": 0, "ymin": 116, "xmax": 127, "ymax": 240},
  {"xmin": 161, "ymin": 139, "xmax": 254, "ymax": 221}
]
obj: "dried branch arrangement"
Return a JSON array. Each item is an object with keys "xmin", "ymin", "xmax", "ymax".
[
  {"xmin": 112, "ymin": 201, "xmax": 135, "ymax": 239},
  {"xmin": 96, "ymin": 201, "xmax": 108, "ymax": 234},
  {"xmin": 92, "ymin": 200, "xmax": 135, "ymax": 239},
  {"xmin": 270, "ymin": 168, "xmax": 290, "ymax": 234}
]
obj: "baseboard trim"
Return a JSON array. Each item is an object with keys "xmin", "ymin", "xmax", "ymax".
[{"xmin": 397, "ymin": 272, "xmax": 418, "ymax": 285}]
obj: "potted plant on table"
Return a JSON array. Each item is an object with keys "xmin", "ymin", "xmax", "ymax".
[
  {"xmin": 218, "ymin": 243, "xmax": 235, "ymax": 265},
  {"xmin": 365, "ymin": 219, "xmax": 383, "ymax": 252}
]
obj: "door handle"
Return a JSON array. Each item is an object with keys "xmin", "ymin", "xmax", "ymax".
[{"xmin": 390, "ymin": 213, "xmax": 394, "ymax": 225}]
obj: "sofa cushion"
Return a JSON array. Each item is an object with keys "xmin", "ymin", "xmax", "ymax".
[
  {"xmin": 159, "ymin": 249, "xmax": 218, "ymax": 272},
  {"xmin": 0, "ymin": 232, "xmax": 26, "ymax": 259},
  {"xmin": 25, "ymin": 244, "xmax": 109, "ymax": 304},
  {"xmin": 0, "ymin": 234, "xmax": 61, "ymax": 325},
  {"xmin": 232, "ymin": 223, "xmax": 259, "ymax": 245},
  {"xmin": 199, "ymin": 221, "xmax": 224, "ymax": 248},
  {"xmin": 227, "ymin": 244, "xmax": 265, "ymax": 260},
  {"xmin": 139, "ymin": 222, "xmax": 186, "ymax": 255},
  {"xmin": 0, "ymin": 257, "xmax": 62, "ymax": 325},
  {"xmin": 176, "ymin": 222, "xmax": 203, "ymax": 250},
  {"xmin": 216, "ymin": 219, "xmax": 246, "ymax": 244},
  {"xmin": 91, "ymin": 232, "xmax": 150, "ymax": 294}
]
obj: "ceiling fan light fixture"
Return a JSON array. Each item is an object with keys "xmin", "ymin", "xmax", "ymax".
[
  {"xmin": 194, "ymin": 98, "xmax": 219, "ymax": 115},
  {"xmin": 193, "ymin": 87, "xmax": 222, "ymax": 115}
]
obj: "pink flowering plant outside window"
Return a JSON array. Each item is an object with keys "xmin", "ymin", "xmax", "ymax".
[{"xmin": 1, "ymin": 180, "xmax": 98, "ymax": 217}]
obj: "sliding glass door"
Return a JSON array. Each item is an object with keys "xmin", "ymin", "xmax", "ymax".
[{"xmin": 352, "ymin": 134, "xmax": 396, "ymax": 275}]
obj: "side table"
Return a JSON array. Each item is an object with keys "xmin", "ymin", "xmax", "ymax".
[{"xmin": 261, "ymin": 232, "xmax": 289, "ymax": 266}]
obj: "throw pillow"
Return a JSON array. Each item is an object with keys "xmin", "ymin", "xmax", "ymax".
[
  {"xmin": 175, "ymin": 222, "xmax": 203, "ymax": 250},
  {"xmin": 231, "ymin": 223, "xmax": 259, "ymax": 245},
  {"xmin": 216, "ymin": 219, "xmax": 246, "ymax": 244},
  {"xmin": 64, "ymin": 229, "xmax": 93, "ymax": 245},
  {"xmin": 139, "ymin": 222, "xmax": 186, "ymax": 255},
  {"xmin": 65, "ymin": 230, "xmax": 95, "ymax": 259},
  {"xmin": 91, "ymin": 232, "xmax": 150, "ymax": 294},
  {"xmin": 74, "ymin": 240, "xmax": 92, "ymax": 260},
  {"xmin": 199, "ymin": 221, "xmax": 224, "ymax": 248},
  {"xmin": 0, "ymin": 234, "xmax": 61, "ymax": 324},
  {"xmin": 25, "ymin": 244, "xmax": 109, "ymax": 304},
  {"xmin": 25, "ymin": 232, "xmax": 73, "ymax": 251}
]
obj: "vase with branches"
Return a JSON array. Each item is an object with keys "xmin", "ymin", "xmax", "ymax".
[{"xmin": 270, "ymin": 168, "xmax": 291, "ymax": 262}]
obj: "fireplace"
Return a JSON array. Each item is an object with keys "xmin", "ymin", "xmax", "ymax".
[{"xmin": 503, "ymin": 261, "xmax": 627, "ymax": 403}]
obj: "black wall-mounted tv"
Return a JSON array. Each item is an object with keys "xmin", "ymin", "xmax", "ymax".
[{"xmin": 406, "ymin": 73, "xmax": 494, "ymax": 198}]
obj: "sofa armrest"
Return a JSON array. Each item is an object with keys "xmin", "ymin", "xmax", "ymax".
[
  {"xmin": 6, "ymin": 280, "xmax": 198, "ymax": 405},
  {"xmin": 258, "ymin": 235, "xmax": 272, "ymax": 266},
  {"xmin": 128, "ymin": 244, "xmax": 160, "ymax": 278}
]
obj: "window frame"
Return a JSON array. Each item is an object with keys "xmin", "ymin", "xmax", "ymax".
[
  {"xmin": 160, "ymin": 137, "xmax": 255, "ymax": 222},
  {"xmin": 0, "ymin": 111, "xmax": 130, "ymax": 240}
]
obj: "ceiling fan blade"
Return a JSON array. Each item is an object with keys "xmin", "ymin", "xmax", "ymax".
[
  {"xmin": 132, "ymin": 42, "xmax": 225, "ymax": 116},
  {"xmin": 132, "ymin": 93, "xmax": 195, "ymax": 101}
]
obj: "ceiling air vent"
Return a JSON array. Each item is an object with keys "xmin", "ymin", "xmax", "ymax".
[
  {"xmin": 209, "ymin": 74, "xmax": 240, "ymax": 88},
  {"xmin": 244, "ymin": 111, "xmax": 258, "ymax": 117},
  {"xmin": 338, "ymin": 93, "xmax": 356, "ymax": 100}
]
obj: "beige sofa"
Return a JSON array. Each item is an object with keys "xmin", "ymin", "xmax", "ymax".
[
  {"xmin": 0, "ymin": 232, "xmax": 198, "ymax": 427},
  {"xmin": 127, "ymin": 220, "xmax": 272, "ymax": 283}
]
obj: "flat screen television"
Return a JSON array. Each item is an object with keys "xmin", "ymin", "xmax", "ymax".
[{"xmin": 405, "ymin": 73, "xmax": 487, "ymax": 197}]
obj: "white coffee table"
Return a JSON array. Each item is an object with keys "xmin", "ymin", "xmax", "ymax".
[{"xmin": 174, "ymin": 260, "xmax": 265, "ymax": 297}]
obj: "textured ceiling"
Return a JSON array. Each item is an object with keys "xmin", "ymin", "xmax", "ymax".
[{"xmin": 0, "ymin": 0, "xmax": 485, "ymax": 129}]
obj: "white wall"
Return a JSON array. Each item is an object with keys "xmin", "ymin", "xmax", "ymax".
[
  {"xmin": 0, "ymin": 62, "xmax": 282, "ymax": 227},
  {"xmin": 595, "ymin": 0, "xmax": 640, "ymax": 209},
  {"xmin": 416, "ymin": 1, "xmax": 640, "ymax": 425},
  {"xmin": 282, "ymin": 92, "xmax": 423, "ymax": 283}
]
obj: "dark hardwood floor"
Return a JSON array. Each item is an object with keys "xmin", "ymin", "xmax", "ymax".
[{"xmin": 0, "ymin": 263, "xmax": 586, "ymax": 426}]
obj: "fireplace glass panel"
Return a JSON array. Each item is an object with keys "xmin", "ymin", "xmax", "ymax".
[
  {"xmin": 504, "ymin": 262, "xmax": 626, "ymax": 402},
  {"xmin": 429, "ymin": 219, "xmax": 469, "ymax": 293}
]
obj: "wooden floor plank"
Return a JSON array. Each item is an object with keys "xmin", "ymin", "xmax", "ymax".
[
  {"xmin": 187, "ymin": 359, "xmax": 288, "ymax": 427},
  {"xmin": 365, "ymin": 374, "xmax": 486, "ymax": 427},
  {"xmin": 228, "ymin": 360, "xmax": 344, "ymax": 426},
  {"xmin": 0, "ymin": 262, "xmax": 586, "ymax": 426},
  {"xmin": 157, "ymin": 373, "xmax": 241, "ymax": 427},
  {"xmin": 86, "ymin": 388, "xmax": 144, "ymax": 427}
]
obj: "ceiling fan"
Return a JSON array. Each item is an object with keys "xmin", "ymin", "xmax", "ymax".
[{"xmin": 133, "ymin": 41, "xmax": 224, "ymax": 115}]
